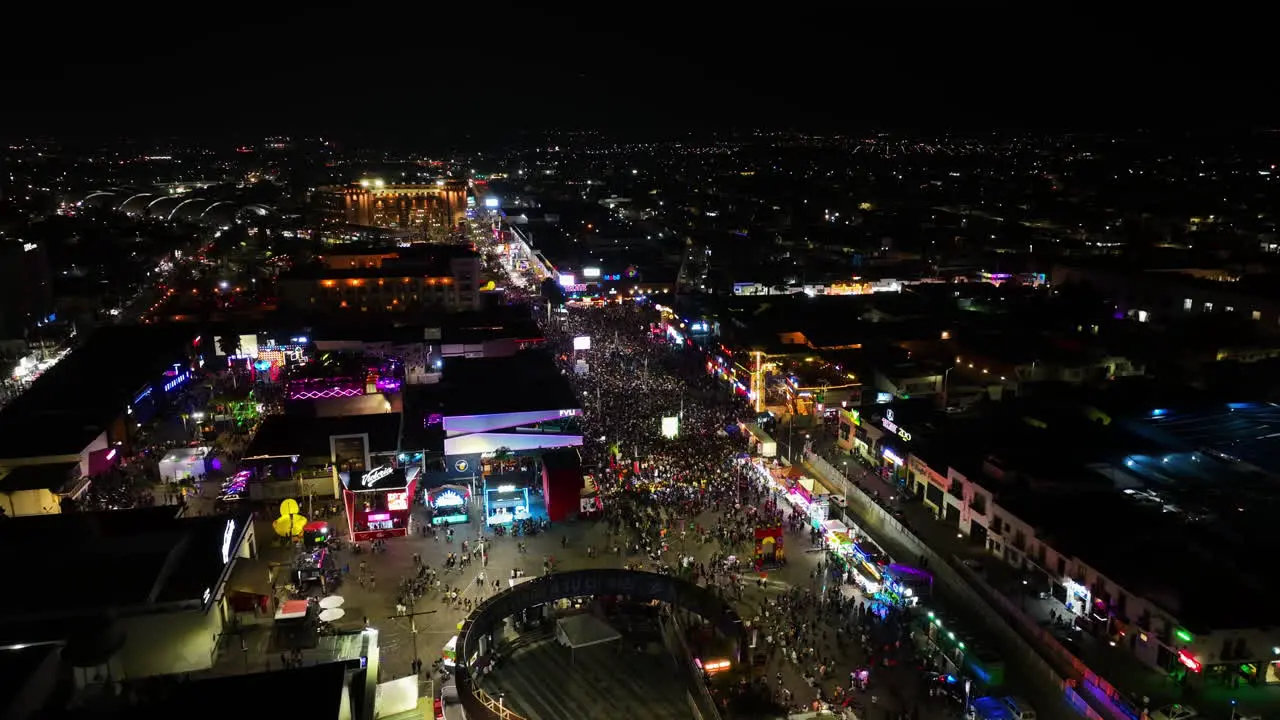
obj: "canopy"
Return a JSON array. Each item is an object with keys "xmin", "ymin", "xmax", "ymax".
[
  {"xmin": 319, "ymin": 595, "xmax": 345, "ymax": 609},
  {"xmin": 275, "ymin": 599, "xmax": 309, "ymax": 620},
  {"xmin": 318, "ymin": 607, "xmax": 345, "ymax": 623},
  {"xmin": 555, "ymin": 614, "xmax": 622, "ymax": 655},
  {"xmin": 226, "ymin": 556, "xmax": 275, "ymax": 597},
  {"xmin": 822, "ymin": 519, "xmax": 849, "ymax": 535}
]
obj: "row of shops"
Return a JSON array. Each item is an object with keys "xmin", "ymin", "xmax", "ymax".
[{"xmin": 745, "ymin": 457, "xmax": 1005, "ymax": 689}]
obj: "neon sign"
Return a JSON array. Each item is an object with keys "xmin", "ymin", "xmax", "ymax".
[
  {"xmin": 221, "ymin": 520, "xmax": 236, "ymax": 564},
  {"xmin": 881, "ymin": 410, "xmax": 912, "ymax": 441},
  {"xmin": 387, "ymin": 491, "xmax": 409, "ymax": 511},
  {"xmin": 366, "ymin": 513, "xmax": 391, "ymax": 522},
  {"xmin": 432, "ymin": 490, "xmax": 466, "ymax": 508},
  {"xmin": 164, "ymin": 371, "xmax": 191, "ymax": 393},
  {"xmin": 360, "ymin": 465, "xmax": 395, "ymax": 488},
  {"xmin": 289, "ymin": 386, "xmax": 363, "ymax": 400}
]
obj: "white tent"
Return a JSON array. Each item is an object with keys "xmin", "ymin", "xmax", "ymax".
[
  {"xmin": 554, "ymin": 614, "xmax": 622, "ymax": 663},
  {"xmin": 159, "ymin": 446, "xmax": 211, "ymax": 482}
]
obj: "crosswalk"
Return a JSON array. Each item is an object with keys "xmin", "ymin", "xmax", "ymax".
[{"xmin": 486, "ymin": 639, "xmax": 693, "ymax": 720}]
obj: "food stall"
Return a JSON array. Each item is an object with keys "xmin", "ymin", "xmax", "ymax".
[
  {"xmin": 484, "ymin": 482, "xmax": 531, "ymax": 525},
  {"xmin": 302, "ymin": 521, "xmax": 331, "ymax": 550},
  {"xmin": 340, "ymin": 464, "xmax": 419, "ymax": 542},
  {"xmin": 159, "ymin": 446, "xmax": 212, "ymax": 482},
  {"xmin": 426, "ymin": 484, "xmax": 471, "ymax": 526},
  {"xmin": 785, "ymin": 476, "xmax": 831, "ymax": 527},
  {"xmin": 442, "ymin": 635, "xmax": 458, "ymax": 668}
]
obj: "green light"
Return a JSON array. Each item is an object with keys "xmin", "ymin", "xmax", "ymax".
[
  {"xmin": 958, "ymin": 641, "xmax": 966, "ymax": 649},
  {"xmin": 1175, "ymin": 628, "xmax": 1194, "ymax": 643},
  {"xmin": 948, "ymin": 631, "xmax": 956, "ymax": 640},
  {"xmin": 935, "ymin": 618, "xmax": 943, "ymax": 627},
  {"xmin": 927, "ymin": 611, "xmax": 935, "ymax": 619}
]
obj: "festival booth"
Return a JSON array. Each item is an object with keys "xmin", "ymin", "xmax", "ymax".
[
  {"xmin": 754, "ymin": 526, "xmax": 785, "ymax": 565},
  {"xmin": 340, "ymin": 465, "xmax": 419, "ymax": 541},
  {"xmin": 786, "ymin": 476, "xmax": 831, "ymax": 527},
  {"xmin": 484, "ymin": 482, "xmax": 531, "ymax": 525},
  {"xmin": 302, "ymin": 521, "xmax": 331, "ymax": 550},
  {"xmin": 426, "ymin": 484, "xmax": 471, "ymax": 526},
  {"xmin": 159, "ymin": 446, "xmax": 212, "ymax": 482}
]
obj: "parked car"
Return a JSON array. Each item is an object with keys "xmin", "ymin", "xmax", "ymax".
[{"xmin": 1151, "ymin": 704, "xmax": 1197, "ymax": 720}]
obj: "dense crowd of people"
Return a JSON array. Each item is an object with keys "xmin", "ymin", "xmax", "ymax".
[{"xmin": 529, "ymin": 300, "xmax": 939, "ymax": 718}]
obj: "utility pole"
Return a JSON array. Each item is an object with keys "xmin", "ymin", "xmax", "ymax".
[{"xmin": 390, "ymin": 606, "xmax": 438, "ymax": 673}]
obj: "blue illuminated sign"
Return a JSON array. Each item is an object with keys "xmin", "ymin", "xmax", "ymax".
[
  {"xmin": 164, "ymin": 371, "xmax": 191, "ymax": 393},
  {"xmin": 134, "ymin": 387, "xmax": 153, "ymax": 405}
]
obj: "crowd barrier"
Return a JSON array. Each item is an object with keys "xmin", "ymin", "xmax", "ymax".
[
  {"xmin": 800, "ymin": 451, "xmax": 1112, "ymax": 720},
  {"xmin": 659, "ymin": 607, "xmax": 724, "ymax": 720}
]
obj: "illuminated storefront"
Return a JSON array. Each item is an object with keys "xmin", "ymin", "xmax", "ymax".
[
  {"xmin": 340, "ymin": 465, "xmax": 418, "ymax": 541},
  {"xmin": 484, "ymin": 483, "xmax": 531, "ymax": 525},
  {"xmin": 427, "ymin": 484, "xmax": 471, "ymax": 526},
  {"xmin": 786, "ymin": 476, "xmax": 830, "ymax": 527}
]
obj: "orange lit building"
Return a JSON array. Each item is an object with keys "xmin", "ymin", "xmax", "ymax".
[
  {"xmin": 278, "ymin": 245, "xmax": 482, "ymax": 313},
  {"xmin": 318, "ymin": 181, "xmax": 467, "ymax": 230}
]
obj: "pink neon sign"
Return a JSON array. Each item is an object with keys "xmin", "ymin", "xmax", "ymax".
[
  {"xmin": 289, "ymin": 386, "xmax": 363, "ymax": 400},
  {"xmin": 366, "ymin": 513, "xmax": 391, "ymax": 522}
]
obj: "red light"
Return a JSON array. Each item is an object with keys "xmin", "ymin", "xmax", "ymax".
[{"xmin": 1177, "ymin": 650, "xmax": 1202, "ymax": 672}]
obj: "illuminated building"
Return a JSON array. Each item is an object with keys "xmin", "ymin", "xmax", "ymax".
[
  {"xmin": 319, "ymin": 180, "xmax": 467, "ymax": 231},
  {"xmin": 278, "ymin": 245, "xmax": 482, "ymax": 313}
]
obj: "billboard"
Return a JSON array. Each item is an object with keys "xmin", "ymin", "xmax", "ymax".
[
  {"xmin": 484, "ymin": 197, "xmax": 500, "ymax": 208},
  {"xmin": 444, "ymin": 432, "xmax": 582, "ymax": 456},
  {"xmin": 443, "ymin": 408, "xmax": 582, "ymax": 436},
  {"xmin": 661, "ymin": 416, "xmax": 679, "ymax": 438},
  {"xmin": 573, "ymin": 336, "xmax": 591, "ymax": 351},
  {"xmin": 558, "ymin": 274, "xmax": 576, "ymax": 287},
  {"xmin": 582, "ymin": 267, "xmax": 601, "ymax": 279}
]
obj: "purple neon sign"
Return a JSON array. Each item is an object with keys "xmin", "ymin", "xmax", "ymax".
[{"xmin": 289, "ymin": 386, "xmax": 364, "ymax": 400}]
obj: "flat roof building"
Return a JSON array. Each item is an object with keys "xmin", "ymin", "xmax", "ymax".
[
  {"xmin": 0, "ymin": 506, "xmax": 257, "ymax": 685},
  {"xmin": 278, "ymin": 245, "xmax": 483, "ymax": 314},
  {"xmin": 908, "ymin": 405, "xmax": 1280, "ymax": 680}
]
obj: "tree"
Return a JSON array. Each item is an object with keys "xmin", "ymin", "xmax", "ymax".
[
  {"xmin": 539, "ymin": 277, "xmax": 566, "ymax": 306},
  {"xmin": 218, "ymin": 334, "xmax": 241, "ymax": 357}
]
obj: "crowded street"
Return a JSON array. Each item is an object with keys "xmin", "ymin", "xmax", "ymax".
[{"xmin": 276, "ymin": 300, "xmax": 969, "ymax": 720}]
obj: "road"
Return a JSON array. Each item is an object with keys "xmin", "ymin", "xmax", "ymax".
[{"xmin": 777, "ymin": 414, "xmax": 1280, "ymax": 720}]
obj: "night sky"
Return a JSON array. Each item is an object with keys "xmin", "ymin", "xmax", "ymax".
[{"xmin": 3, "ymin": 6, "xmax": 1273, "ymax": 141}]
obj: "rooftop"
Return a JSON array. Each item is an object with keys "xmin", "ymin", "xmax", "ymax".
[
  {"xmin": 0, "ymin": 326, "xmax": 194, "ymax": 459},
  {"xmin": 960, "ymin": 409, "xmax": 1280, "ymax": 632},
  {"xmin": 0, "ymin": 461, "xmax": 80, "ymax": 493},
  {"xmin": 243, "ymin": 412, "xmax": 403, "ymax": 459},
  {"xmin": 0, "ymin": 507, "xmax": 253, "ymax": 633},
  {"xmin": 75, "ymin": 662, "xmax": 358, "ymax": 720},
  {"xmin": 412, "ymin": 351, "xmax": 579, "ymax": 419},
  {"xmin": 1125, "ymin": 402, "xmax": 1280, "ymax": 476}
]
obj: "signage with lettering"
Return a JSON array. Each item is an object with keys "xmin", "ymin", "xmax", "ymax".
[
  {"xmin": 164, "ymin": 371, "xmax": 191, "ymax": 393},
  {"xmin": 880, "ymin": 411, "xmax": 912, "ymax": 441},
  {"xmin": 361, "ymin": 465, "xmax": 395, "ymax": 488},
  {"xmin": 454, "ymin": 459, "xmax": 470, "ymax": 473},
  {"xmin": 559, "ymin": 409, "xmax": 582, "ymax": 418},
  {"xmin": 221, "ymin": 519, "xmax": 236, "ymax": 565},
  {"xmin": 432, "ymin": 489, "xmax": 466, "ymax": 508}
]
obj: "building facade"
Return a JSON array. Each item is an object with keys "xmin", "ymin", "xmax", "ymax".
[
  {"xmin": 320, "ymin": 181, "xmax": 467, "ymax": 231},
  {"xmin": 278, "ymin": 249, "xmax": 483, "ymax": 314}
]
